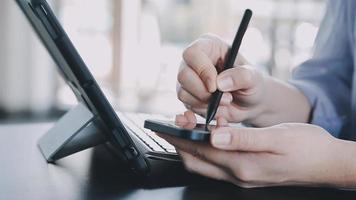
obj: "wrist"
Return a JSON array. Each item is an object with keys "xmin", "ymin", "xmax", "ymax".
[
  {"xmin": 294, "ymin": 137, "xmax": 356, "ymax": 188},
  {"xmin": 330, "ymin": 139, "xmax": 356, "ymax": 189}
]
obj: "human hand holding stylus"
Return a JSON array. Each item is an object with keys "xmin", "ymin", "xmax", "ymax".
[{"xmin": 177, "ymin": 35, "xmax": 310, "ymax": 127}]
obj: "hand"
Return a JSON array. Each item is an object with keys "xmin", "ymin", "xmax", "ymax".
[
  {"xmin": 159, "ymin": 111, "xmax": 354, "ymax": 188},
  {"xmin": 177, "ymin": 34, "xmax": 266, "ymax": 124}
]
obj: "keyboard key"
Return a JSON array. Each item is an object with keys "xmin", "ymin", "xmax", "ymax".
[
  {"xmin": 120, "ymin": 116, "xmax": 164, "ymax": 152},
  {"xmin": 121, "ymin": 112, "xmax": 178, "ymax": 154},
  {"xmin": 166, "ymin": 148, "xmax": 177, "ymax": 153},
  {"xmin": 148, "ymin": 131, "xmax": 175, "ymax": 148}
]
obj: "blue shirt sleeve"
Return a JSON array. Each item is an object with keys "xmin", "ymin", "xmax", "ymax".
[{"xmin": 289, "ymin": 0, "xmax": 353, "ymax": 137}]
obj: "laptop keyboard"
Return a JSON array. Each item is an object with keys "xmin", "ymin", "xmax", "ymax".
[{"xmin": 118, "ymin": 112, "xmax": 177, "ymax": 153}]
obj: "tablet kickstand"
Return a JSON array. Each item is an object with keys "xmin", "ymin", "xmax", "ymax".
[{"xmin": 37, "ymin": 103, "xmax": 107, "ymax": 162}]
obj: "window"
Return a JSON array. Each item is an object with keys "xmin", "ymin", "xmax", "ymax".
[
  {"xmin": 56, "ymin": 0, "xmax": 115, "ymax": 107},
  {"xmin": 56, "ymin": 0, "xmax": 326, "ymax": 115}
]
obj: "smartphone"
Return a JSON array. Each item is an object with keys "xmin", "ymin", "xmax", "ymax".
[{"xmin": 144, "ymin": 119, "xmax": 214, "ymax": 142}]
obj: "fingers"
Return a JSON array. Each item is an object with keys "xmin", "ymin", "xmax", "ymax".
[
  {"xmin": 221, "ymin": 93, "xmax": 234, "ymax": 105},
  {"xmin": 178, "ymin": 86, "xmax": 233, "ymax": 109},
  {"xmin": 216, "ymin": 117, "xmax": 228, "ymax": 127},
  {"xmin": 175, "ymin": 111, "xmax": 197, "ymax": 129},
  {"xmin": 177, "ymin": 150, "xmax": 233, "ymax": 182},
  {"xmin": 159, "ymin": 133, "xmax": 235, "ymax": 167},
  {"xmin": 177, "ymin": 64, "xmax": 211, "ymax": 102},
  {"xmin": 175, "ymin": 114, "xmax": 188, "ymax": 124},
  {"xmin": 183, "ymin": 41, "xmax": 218, "ymax": 93},
  {"xmin": 177, "ymin": 87, "xmax": 206, "ymax": 108},
  {"xmin": 176, "ymin": 146, "xmax": 265, "ymax": 188},
  {"xmin": 183, "ymin": 110, "xmax": 197, "ymax": 124},
  {"xmin": 210, "ymin": 126, "xmax": 280, "ymax": 152},
  {"xmin": 217, "ymin": 65, "xmax": 258, "ymax": 92},
  {"xmin": 190, "ymin": 107, "xmax": 206, "ymax": 117},
  {"xmin": 175, "ymin": 111, "xmax": 197, "ymax": 123},
  {"xmin": 215, "ymin": 104, "xmax": 250, "ymax": 122},
  {"xmin": 158, "ymin": 130, "xmax": 272, "ymax": 187}
]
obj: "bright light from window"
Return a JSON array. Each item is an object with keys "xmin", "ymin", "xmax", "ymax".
[
  {"xmin": 241, "ymin": 27, "xmax": 270, "ymax": 65},
  {"xmin": 295, "ymin": 22, "xmax": 318, "ymax": 49},
  {"xmin": 60, "ymin": 0, "xmax": 113, "ymax": 80}
]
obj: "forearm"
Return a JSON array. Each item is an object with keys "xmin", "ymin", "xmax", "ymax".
[
  {"xmin": 250, "ymin": 76, "xmax": 311, "ymax": 127},
  {"xmin": 331, "ymin": 139, "xmax": 356, "ymax": 189}
]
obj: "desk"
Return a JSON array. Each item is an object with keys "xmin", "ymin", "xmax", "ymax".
[{"xmin": 0, "ymin": 123, "xmax": 355, "ymax": 200}]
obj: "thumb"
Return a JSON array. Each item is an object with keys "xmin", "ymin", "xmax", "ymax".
[
  {"xmin": 210, "ymin": 126, "xmax": 278, "ymax": 152},
  {"xmin": 217, "ymin": 65, "xmax": 257, "ymax": 92}
]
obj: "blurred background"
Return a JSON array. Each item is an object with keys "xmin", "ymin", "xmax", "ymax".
[{"xmin": 0, "ymin": 0, "xmax": 326, "ymax": 123}]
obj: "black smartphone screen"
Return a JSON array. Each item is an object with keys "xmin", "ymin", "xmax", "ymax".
[
  {"xmin": 166, "ymin": 122, "xmax": 216, "ymax": 131},
  {"xmin": 144, "ymin": 120, "xmax": 213, "ymax": 142}
]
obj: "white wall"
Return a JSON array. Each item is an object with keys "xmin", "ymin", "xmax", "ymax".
[{"xmin": 0, "ymin": 0, "xmax": 57, "ymax": 115}]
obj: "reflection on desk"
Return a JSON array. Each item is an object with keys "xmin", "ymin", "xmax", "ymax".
[{"xmin": 0, "ymin": 123, "xmax": 355, "ymax": 200}]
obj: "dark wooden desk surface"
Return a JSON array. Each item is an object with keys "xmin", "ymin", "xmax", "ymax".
[{"xmin": 0, "ymin": 123, "xmax": 355, "ymax": 200}]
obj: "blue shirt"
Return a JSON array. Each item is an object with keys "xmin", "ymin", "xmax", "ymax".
[{"xmin": 289, "ymin": 0, "xmax": 356, "ymax": 140}]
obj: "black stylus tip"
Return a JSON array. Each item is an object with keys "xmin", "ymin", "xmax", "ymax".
[
  {"xmin": 205, "ymin": 91, "xmax": 223, "ymax": 129},
  {"xmin": 205, "ymin": 113, "xmax": 214, "ymax": 131}
]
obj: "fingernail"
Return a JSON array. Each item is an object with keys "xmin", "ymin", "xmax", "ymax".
[
  {"xmin": 217, "ymin": 76, "xmax": 233, "ymax": 91},
  {"xmin": 212, "ymin": 132, "xmax": 231, "ymax": 146},
  {"xmin": 221, "ymin": 93, "xmax": 233, "ymax": 104},
  {"xmin": 175, "ymin": 114, "xmax": 187, "ymax": 123},
  {"xmin": 206, "ymin": 77, "xmax": 216, "ymax": 93}
]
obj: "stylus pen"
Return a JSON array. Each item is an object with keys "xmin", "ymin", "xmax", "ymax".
[{"xmin": 205, "ymin": 9, "xmax": 253, "ymax": 130}]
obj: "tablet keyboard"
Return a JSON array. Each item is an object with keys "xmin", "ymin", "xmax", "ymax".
[{"xmin": 119, "ymin": 112, "xmax": 177, "ymax": 153}]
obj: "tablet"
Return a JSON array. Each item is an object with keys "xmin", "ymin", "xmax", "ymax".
[{"xmin": 17, "ymin": 0, "xmax": 149, "ymax": 174}]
